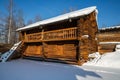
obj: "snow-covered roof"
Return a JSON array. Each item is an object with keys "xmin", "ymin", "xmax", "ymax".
[
  {"xmin": 99, "ymin": 42, "xmax": 120, "ymax": 44},
  {"xmin": 100, "ymin": 26, "xmax": 120, "ymax": 31},
  {"xmin": 16, "ymin": 6, "xmax": 97, "ymax": 31}
]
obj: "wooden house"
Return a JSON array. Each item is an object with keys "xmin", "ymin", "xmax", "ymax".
[
  {"xmin": 97, "ymin": 26, "xmax": 120, "ymax": 54},
  {"xmin": 16, "ymin": 6, "xmax": 98, "ymax": 64}
]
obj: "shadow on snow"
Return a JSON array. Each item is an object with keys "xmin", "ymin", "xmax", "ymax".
[{"xmin": 0, "ymin": 59, "xmax": 102, "ymax": 80}]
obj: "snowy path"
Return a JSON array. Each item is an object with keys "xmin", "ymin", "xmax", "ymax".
[{"xmin": 0, "ymin": 59, "xmax": 120, "ymax": 80}]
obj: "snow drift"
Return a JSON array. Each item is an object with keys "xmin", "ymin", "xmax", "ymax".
[{"xmin": 84, "ymin": 51, "xmax": 120, "ymax": 68}]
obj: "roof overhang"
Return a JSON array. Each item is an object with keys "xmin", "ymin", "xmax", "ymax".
[
  {"xmin": 16, "ymin": 6, "xmax": 98, "ymax": 31},
  {"xmin": 99, "ymin": 26, "xmax": 120, "ymax": 31}
]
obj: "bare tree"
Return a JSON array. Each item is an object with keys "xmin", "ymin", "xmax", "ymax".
[
  {"xmin": 5, "ymin": 0, "xmax": 20, "ymax": 44},
  {"xmin": 6, "ymin": 0, "xmax": 14, "ymax": 44},
  {"xmin": 0, "ymin": 16, "xmax": 5, "ymax": 43},
  {"xmin": 102, "ymin": 24, "xmax": 107, "ymax": 28},
  {"xmin": 62, "ymin": 7, "xmax": 77, "ymax": 14},
  {"xmin": 15, "ymin": 9, "xmax": 25, "ymax": 42},
  {"xmin": 69, "ymin": 7, "xmax": 77, "ymax": 12},
  {"xmin": 0, "ymin": 0, "xmax": 25, "ymax": 44},
  {"xmin": 0, "ymin": 11, "xmax": 8, "ymax": 43},
  {"xmin": 27, "ymin": 19, "xmax": 33, "ymax": 25},
  {"xmin": 16, "ymin": 9, "xmax": 25, "ymax": 28},
  {"xmin": 27, "ymin": 15, "xmax": 41, "ymax": 25},
  {"xmin": 34, "ymin": 15, "xmax": 42, "ymax": 22}
]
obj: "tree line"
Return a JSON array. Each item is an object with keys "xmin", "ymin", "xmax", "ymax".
[{"xmin": 0, "ymin": 0, "xmax": 41, "ymax": 44}]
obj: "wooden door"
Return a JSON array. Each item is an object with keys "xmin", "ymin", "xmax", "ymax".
[{"xmin": 24, "ymin": 45, "xmax": 42, "ymax": 57}]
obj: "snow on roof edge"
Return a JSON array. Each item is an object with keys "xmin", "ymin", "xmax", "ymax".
[
  {"xmin": 99, "ymin": 42, "xmax": 120, "ymax": 44},
  {"xmin": 99, "ymin": 26, "xmax": 120, "ymax": 31},
  {"xmin": 16, "ymin": 6, "xmax": 97, "ymax": 31}
]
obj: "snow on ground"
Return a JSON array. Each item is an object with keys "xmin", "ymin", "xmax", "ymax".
[
  {"xmin": 0, "ymin": 59, "xmax": 120, "ymax": 80},
  {"xmin": 84, "ymin": 51, "xmax": 120, "ymax": 69}
]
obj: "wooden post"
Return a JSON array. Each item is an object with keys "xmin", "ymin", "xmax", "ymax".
[
  {"xmin": 41, "ymin": 28, "xmax": 46, "ymax": 59},
  {"xmin": 41, "ymin": 29, "xmax": 44, "ymax": 40},
  {"xmin": 76, "ymin": 41, "xmax": 81, "ymax": 65}
]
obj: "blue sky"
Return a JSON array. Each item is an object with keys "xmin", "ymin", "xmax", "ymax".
[{"xmin": 0, "ymin": 0, "xmax": 120, "ymax": 28}]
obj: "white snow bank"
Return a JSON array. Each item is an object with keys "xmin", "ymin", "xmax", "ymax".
[
  {"xmin": 100, "ymin": 26, "xmax": 120, "ymax": 31},
  {"xmin": 115, "ymin": 44, "xmax": 120, "ymax": 51},
  {"xmin": 84, "ymin": 51, "xmax": 120, "ymax": 69},
  {"xmin": 88, "ymin": 52, "xmax": 101, "ymax": 63},
  {"xmin": 99, "ymin": 42, "xmax": 120, "ymax": 44}
]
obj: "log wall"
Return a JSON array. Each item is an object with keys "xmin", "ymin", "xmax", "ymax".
[{"xmin": 77, "ymin": 11, "xmax": 98, "ymax": 61}]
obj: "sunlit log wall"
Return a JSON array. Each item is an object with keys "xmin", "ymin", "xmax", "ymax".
[
  {"xmin": 19, "ymin": 11, "xmax": 98, "ymax": 64},
  {"xmin": 77, "ymin": 11, "xmax": 98, "ymax": 61}
]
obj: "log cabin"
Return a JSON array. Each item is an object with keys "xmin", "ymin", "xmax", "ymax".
[
  {"xmin": 97, "ymin": 26, "xmax": 120, "ymax": 54},
  {"xmin": 16, "ymin": 6, "xmax": 98, "ymax": 64}
]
